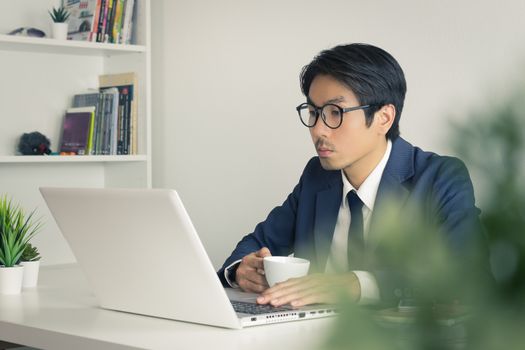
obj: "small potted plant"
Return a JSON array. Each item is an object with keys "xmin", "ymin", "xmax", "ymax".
[
  {"xmin": 48, "ymin": 5, "xmax": 70, "ymax": 40},
  {"xmin": 20, "ymin": 243, "xmax": 41, "ymax": 288},
  {"xmin": 0, "ymin": 196, "xmax": 42, "ymax": 294}
]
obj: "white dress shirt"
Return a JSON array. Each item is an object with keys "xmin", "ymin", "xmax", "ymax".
[
  {"xmin": 325, "ymin": 139, "xmax": 392, "ymax": 304},
  {"xmin": 225, "ymin": 140, "xmax": 392, "ymax": 305}
]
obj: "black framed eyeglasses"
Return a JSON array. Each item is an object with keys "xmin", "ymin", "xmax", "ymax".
[
  {"xmin": 296, "ymin": 102, "xmax": 375, "ymax": 129},
  {"xmin": 7, "ymin": 27, "xmax": 46, "ymax": 38}
]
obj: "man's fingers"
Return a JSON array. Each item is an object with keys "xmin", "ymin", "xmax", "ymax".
[
  {"xmin": 242, "ymin": 253, "xmax": 264, "ymax": 270},
  {"xmin": 236, "ymin": 249, "xmax": 273, "ymax": 293},
  {"xmin": 261, "ymin": 277, "xmax": 313, "ymax": 297},
  {"xmin": 241, "ymin": 248, "xmax": 272, "ymax": 271},
  {"xmin": 237, "ymin": 262, "xmax": 269, "ymax": 291},
  {"xmin": 238, "ymin": 276, "xmax": 267, "ymax": 293},
  {"xmin": 258, "ymin": 280, "xmax": 301, "ymax": 305},
  {"xmin": 290, "ymin": 290, "xmax": 333, "ymax": 308},
  {"xmin": 256, "ymin": 247, "xmax": 272, "ymax": 258},
  {"xmin": 243, "ymin": 270, "xmax": 268, "ymax": 288},
  {"xmin": 258, "ymin": 276, "xmax": 331, "ymax": 307}
]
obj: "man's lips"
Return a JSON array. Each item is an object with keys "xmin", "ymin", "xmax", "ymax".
[
  {"xmin": 317, "ymin": 147, "xmax": 333, "ymax": 157},
  {"xmin": 315, "ymin": 139, "xmax": 334, "ymax": 157}
]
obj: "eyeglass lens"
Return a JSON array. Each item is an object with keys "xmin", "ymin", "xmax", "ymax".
[{"xmin": 299, "ymin": 104, "xmax": 342, "ymax": 128}]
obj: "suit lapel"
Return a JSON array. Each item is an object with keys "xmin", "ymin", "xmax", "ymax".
[
  {"xmin": 313, "ymin": 177, "xmax": 342, "ymax": 272},
  {"xmin": 367, "ymin": 137, "xmax": 415, "ymax": 251}
]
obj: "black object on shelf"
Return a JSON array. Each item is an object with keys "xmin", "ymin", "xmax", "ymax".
[{"xmin": 18, "ymin": 132, "xmax": 52, "ymax": 155}]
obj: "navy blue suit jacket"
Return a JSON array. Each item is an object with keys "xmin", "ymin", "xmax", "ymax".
[{"xmin": 218, "ymin": 137, "xmax": 484, "ymax": 303}]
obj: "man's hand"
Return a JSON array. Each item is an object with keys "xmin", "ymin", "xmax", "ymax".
[
  {"xmin": 256, "ymin": 272, "xmax": 361, "ymax": 307},
  {"xmin": 235, "ymin": 247, "xmax": 272, "ymax": 293}
]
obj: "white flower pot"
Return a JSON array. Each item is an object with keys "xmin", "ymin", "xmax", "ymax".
[
  {"xmin": 51, "ymin": 22, "xmax": 68, "ymax": 40},
  {"xmin": 21, "ymin": 260, "xmax": 40, "ymax": 288},
  {"xmin": 0, "ymin": 265, "xmax": 24, "ymax": 295}
]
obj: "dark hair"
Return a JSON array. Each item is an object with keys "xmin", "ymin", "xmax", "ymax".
[{"xmin": 300, "ymin": 43, "xmax": 406, "ymax": 140}]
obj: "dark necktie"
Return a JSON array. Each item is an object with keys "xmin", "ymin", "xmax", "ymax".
[{"xmin": 347, "ymin": 190, "xmax": 365, "ymax": 269}]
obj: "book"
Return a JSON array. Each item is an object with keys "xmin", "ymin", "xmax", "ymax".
[
  {"xmin": 112, "ymin": 0, "xmax": 125, "ymax": 44},
  {"xmin": 104, "ymin": 0, "xmax": 115, "ymax": 43},
  {"xmin": 60, "ymin": 106, "xmax": 96, "ymax": 155},
  {"xmin": 97, "ymin": 0, "xmax": 108, "ymax": 42},
  {"xmin": 99, "ymin": 72, "xmax": 138, "ymax": 154},
  {"xmin": 100, "ymin": 87, "xmax": 120, "ymax": 154},
  {"xmin": 72, "ymin": 91, "xmax": 102, "ymax": 154},
  {"xmin": 120, "ymin": 0, "xmax": 135, "ymax": 44},
  {"xmin": 65, "ymin": 0, "xmax": 100, "ymax": 41},
  {"xmin": 89, "ymin": 0, "xmax": 102, "ymax": 41}
]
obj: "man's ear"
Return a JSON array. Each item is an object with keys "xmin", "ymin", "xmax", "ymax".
[{"xmin": 375, "ymin": 104, "xmax": 396, "ymax": 136}]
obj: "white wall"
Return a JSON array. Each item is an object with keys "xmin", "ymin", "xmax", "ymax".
[{"xmin": 151, "ymin": 0, "xmax": 525, "ymax": 269}]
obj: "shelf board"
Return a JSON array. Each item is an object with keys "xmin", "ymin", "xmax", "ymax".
[
  {"xmin": 0, "ymin": 155, "xmax": 148, "ymax": 163},
  {"xmin": 0, "ymin": 34, "xmax": 146, "ymax": 56}
]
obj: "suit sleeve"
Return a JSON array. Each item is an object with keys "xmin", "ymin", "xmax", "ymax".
[
  {"xmin": 373, "ymin": 157, "xmax": 488, "ymax": 305},
  {"xmin": 432, "ymin": 157, "xmax": 485, "ymax": 255},
  {"xmin": 432, "ymin": 157, "xmax": 490, "ymax": 282},
  {"xmin": 217, "ymin": 159, "xmax": 314, "ymax": 286}
]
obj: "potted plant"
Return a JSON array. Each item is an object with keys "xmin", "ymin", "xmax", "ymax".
[
  {"xmin": 48, "ymin": 5, "xmax": 70, "ymax": 40},
  {"xmin": 0, "ymin": 196, "xmax": 42, "ymax": 294},
  {"xmin": 20, "ymin": 243, "xmax": 41, "ymax": 288}
]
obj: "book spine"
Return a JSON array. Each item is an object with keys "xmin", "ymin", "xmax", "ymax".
[
  {"xmin": 101, "ymin": 0, "xmax": 111, "ymax": 43},
  {"xmin": 86, "ymin": 110, "xmax": 95, "ymax": 154},
  {"xmin": 111, "ymin": 90, "xmax": 120, "ymax": 155},
  {"xmin": 121, "ymin": 0, "xmax": 135, "ymax": 44},
  {"xmin": 90, "ymin": 0, "xmax": 102, "ymax": 42},
  {"xmin": 130, "ymin": 86, "xmax": 137, "ymax": 154},
  {"xmin": 105, "ymin": 0, "xmax": 116, "ymax": 43},
  {"xmin": 97, "ymin": 0, "xmax": 106, "ymax": 42},
  {"xmin": 92, "ymin": 93, "xmax": 101, "ymax": 155},
  {"xmin": 95, "ymin": 93, "xmax": 106, "ymax": 154},
  {"xmin": 117, "ymin": 88, "xmax": 125, "ymax": 155},
  {"xmin": 103, "ymin": 93, "xmax": 112, "ymax": 155},
  {"xmin": 113, "ymin": 0, "xmax": 125, "ymax": 44},
  {"xmin": 123, "ymin": 87, "xmax": 130, "ymax": 155}
]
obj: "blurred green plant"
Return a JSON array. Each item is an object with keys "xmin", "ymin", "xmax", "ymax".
[
  {"xmin": 21, "ymin": 243, "xmax": 41, "ymax": 262},
  {"xmin": 323, "ymin": 84, "xmax": 525, "ymax": 350},
  {"xmin": 48, "ymin": 6, "xmax": 70, "ymax": 23},
  {"xmin": 0, "ymin": 196, "xmax": 42, "ymax": 267}
]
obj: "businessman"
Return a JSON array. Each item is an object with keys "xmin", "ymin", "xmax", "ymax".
[{"xmin": 218, "ymin": 43, "xmax": 484, "ymax": 307}]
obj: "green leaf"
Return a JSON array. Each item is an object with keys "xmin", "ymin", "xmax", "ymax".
[{"xmin": 0, "ymin": 195, "xmax": 43, "ymax": 267}]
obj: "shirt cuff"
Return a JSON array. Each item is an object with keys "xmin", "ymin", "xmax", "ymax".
[
  {"xmin": 353, "ymin": 270, "xmax": 380, "ymax": 305},
  {"xmin": 224, "ymin": 260, "xmax": 242, "ymax": 288}
]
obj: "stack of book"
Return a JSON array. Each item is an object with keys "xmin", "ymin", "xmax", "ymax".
[
  {"xmin": 60, "ymin": 72, "xmax": 138, "ymax": 155},
  {"xmin": 65, "ymin": 0, "xmax": 136, "ymax": 44}
]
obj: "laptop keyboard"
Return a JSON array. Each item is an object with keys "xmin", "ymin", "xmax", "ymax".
[{"xmin": 231, "ymin": 300, "xmax": 292, "ymax": 315}]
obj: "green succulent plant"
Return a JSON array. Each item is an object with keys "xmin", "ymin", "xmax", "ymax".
[
  {"xmin": 21, "ymin": 243, "xmax": 41, "ymax": 262},
  {"xmin": 0, "ymin": 196, "xmax": 42, "ymax": 267},
  {"xmin": 48, "ymin": 6, "xmax": 70, "ymax": 23}
]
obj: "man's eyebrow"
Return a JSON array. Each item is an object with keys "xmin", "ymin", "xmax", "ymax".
[
  {"xmin": 307, "ymin": 96, "xmax": 346, "ymax": 106},
  {"xmin": 326, "ymin": 96, "xmax": 346, "ymax": 104}
]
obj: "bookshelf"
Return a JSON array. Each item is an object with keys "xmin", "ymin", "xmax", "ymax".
[
  {"xmin": 0, "ymin": 0, "xmax": 151, "ymax": 265},
  {"xmin": 0, "ymin": 34, "xmax": 146, "ymax": 55}
]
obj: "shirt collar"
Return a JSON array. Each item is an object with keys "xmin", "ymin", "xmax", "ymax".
[{"xmin": 341, "ymin": 139, "xmax": 392, "ymax": 211}]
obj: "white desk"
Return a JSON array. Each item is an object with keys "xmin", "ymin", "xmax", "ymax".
[{"xmin": 0, "ymin": 265, "xmax": 334, "ymax": 350}]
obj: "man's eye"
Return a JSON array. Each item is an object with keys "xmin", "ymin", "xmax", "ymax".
[{"xmin": 331, "ymin": 110, "xmax": 341, "ymax": 117}]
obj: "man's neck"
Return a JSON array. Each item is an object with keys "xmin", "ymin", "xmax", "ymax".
[{"xmin": 343, "ymin": 139, "xmax": 388, "ymax": 189}]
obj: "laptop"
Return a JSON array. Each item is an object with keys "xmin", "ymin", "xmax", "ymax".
[{"xmin": 40, "ymin": 187, "xmax": 337, "ymax": 329}]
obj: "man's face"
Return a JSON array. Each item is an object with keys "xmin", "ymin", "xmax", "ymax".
[{"xmin": 308, "ymin": 74, "xmax": 386, "ymax": 177}]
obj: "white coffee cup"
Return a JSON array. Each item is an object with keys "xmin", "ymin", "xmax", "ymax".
[{"xmin": 263, "ymin": 256, "xmax": 310, "ymax": 287}]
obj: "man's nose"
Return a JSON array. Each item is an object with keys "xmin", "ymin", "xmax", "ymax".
[{"xmin": 311, "ymin": 115, "xmax": 331, "ymax": 137}]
